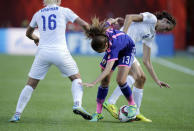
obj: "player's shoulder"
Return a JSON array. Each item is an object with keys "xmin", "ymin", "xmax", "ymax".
[
  {"xmin": 140, "ymin": 12, "xmax": 157, "ymax": 24},
  {"xmin": 59, "ymin": 6, "xmax": 73, "ymax": 12},
  {"xmin": 141, "ymin": 12, "xmax": 156, "ymax": 19}
]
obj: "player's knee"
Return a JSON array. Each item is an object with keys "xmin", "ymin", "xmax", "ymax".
[
  {"xmin": 136, "ymin": 74, "xmax": 146, "ymax": 85},
  {"xmin": 101, "ymin": 78, "xmax": 110, "ymax": 87},
  {"xmin": 116, "ymin": 78, "xmax": 126, "ymax": 87},
  {"xmin": 27, "ymin": 78, "xmax": 39, "ymax": 89},
  {"xmin": 69, "ymin": 73, "xmax": 81, "ymax": 81}
]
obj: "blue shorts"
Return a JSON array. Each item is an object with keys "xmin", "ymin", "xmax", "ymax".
[{"xmin": 100, "ymin": 47, "xmax": 136, "ymax": 71}]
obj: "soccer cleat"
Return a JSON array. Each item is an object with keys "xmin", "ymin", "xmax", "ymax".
[
  {"xmin": 9, "ymin": 113, "xmax": 20, "ymax": 122},
  {"xmin": 103, "ymin": 100, "xmax": 118, "ymax": 119},
  {"xmin": 73, "ymin": 106, "xmax": 92, "ymax": 120},
  {"xmin": 89, "ymin": 113, "xmax": 104, "ymax": 122},
  {"xmin": 135, "ymin": 114, "xmax": 152, "ymax": 122},
  {"xmin": 127, "ymin": 104, "xmax": 137, "ymax": 119}
]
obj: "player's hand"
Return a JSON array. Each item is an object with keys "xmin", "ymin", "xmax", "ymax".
[
  {"xmin": 81, "ymin": 82, "xmax": 95, "ymax": 88},
  {"xmin": 115, "ymin": 17, "xmax": 124, "ymax": 24},
  {"xmin": 157, "ymin": 81, "xmax": 170, "ymax": 88},
  {"xmin": 34, "ymin": 38, "xmax": 39, "ymax": 46},
  {"xmin": 107, "ymin": 17, "xmax": 124, "ymax": 25}
]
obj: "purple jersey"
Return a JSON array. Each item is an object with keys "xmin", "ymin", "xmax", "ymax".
[{"xmin": 100, "ymin": 25, "xmax": 136, "ymax": 71}]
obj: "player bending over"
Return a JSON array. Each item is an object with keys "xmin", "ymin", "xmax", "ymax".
[
  {"xmin": 103, "ymin": 11, "xmax": 176, "ymax": 122},
  {"xmin": 10, "ymin": 0, "xmax": 92, "ymax": 122},
  {"xmin": 81, "ymin": 17, "xmax": 137, "ymax": 122}
]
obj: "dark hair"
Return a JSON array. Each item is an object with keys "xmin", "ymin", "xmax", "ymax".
[
  {"xmin": 84, "ymin": 17, "xmax": 108, "ymax": 52},
  {"xmin": 154, "ymin": 11, "xmax": 176, "ymax": 26}
]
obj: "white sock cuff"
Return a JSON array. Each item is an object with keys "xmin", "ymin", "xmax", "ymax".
[
  {"xmin": 72, "ymin": 78, "xmax": 82, "ymax": 83},
  {"xmin": 127, "ymin": 75, "xmax": 135, "ymax": 86},
  {"xmin": 133, "ymin": 86, "xmax": 143, "ymax": 93},
  {"xmin": 25, "ymin": 85, "xmax": 34, "ymax": 92}
]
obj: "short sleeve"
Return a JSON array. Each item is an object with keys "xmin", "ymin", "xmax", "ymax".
[
  {"xmin": 140, "ymin": 12, "xmax": 157, "ymax": 24},
  {"xmin": 29, "ymin": 12, "xmax": 38, "ymax": 28},
  {"xmin": 64, "ymin": 8, "xmax": 79, "ymax": 23}
]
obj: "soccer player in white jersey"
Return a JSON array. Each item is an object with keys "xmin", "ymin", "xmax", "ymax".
[
  {"xmin": 103, "ymin": 11, "xmax": 176, "ymax": 122},
  {"xmin": 9, "ymin": 0, "xmax": 92, "ymax": 122}
]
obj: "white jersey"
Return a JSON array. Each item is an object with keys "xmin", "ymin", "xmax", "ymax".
[
  {"xmin": 121, "ymin": 12, "xmax": 157, "ymax": 48},
  {"xmin": 30, "ymin": 5, "xmax": 78, "ymax": 51}
]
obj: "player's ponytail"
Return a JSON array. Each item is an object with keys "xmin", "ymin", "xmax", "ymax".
[
  {"xmin": 85, "ymin": 17, "xmax": 109, "ymax": 53},
  {"xmin": 85, "ymin": 17, "xmax": 108, "ymax": 39}
]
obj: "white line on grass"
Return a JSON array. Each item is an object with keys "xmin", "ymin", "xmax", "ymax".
[{"xmin": 153, "ymin": 58, "xmax": 194, "ymax": 76}]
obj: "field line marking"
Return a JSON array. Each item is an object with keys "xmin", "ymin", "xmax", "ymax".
[{"xmin": 153, "ymin": 58, "xmax": 194, "ymax": 76}]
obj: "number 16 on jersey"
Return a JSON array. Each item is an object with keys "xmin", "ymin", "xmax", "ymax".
[{"xmin": 41, "ymin": 14, "xmax": 57, "ymax": 31}]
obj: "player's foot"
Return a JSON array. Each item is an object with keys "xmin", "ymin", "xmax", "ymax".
[
  {"xmin": 127, "ymin": 104, "xmax": 137, "ymax": 119},
  {"xmin": 90, "ymin": 113, "xmax": 104, "ymax": 122},
  {"xmin": 9, "ymin": 113, "xmax": 20, "ymax": 122},
  {"xmin": 103, "ymin": 100, "xmax": 118, "ymax": 119},
  {"xmin": 73, "ymin": 106, "xmax": 92, "ymax": 120},
  {"xmin": 135, "ymin": 114, "xmax": 152, "ymax": 122}
]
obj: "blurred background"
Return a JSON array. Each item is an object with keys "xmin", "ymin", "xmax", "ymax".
[
  {"xmin": 0, "ymin": 1, "xmax": 194, "ymax": 130},
  {"xmin": 0, "ymin": 0, "xmax": 193, "ymax": 56}
]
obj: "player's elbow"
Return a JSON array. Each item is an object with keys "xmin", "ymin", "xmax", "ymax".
[
  {"xmin": 125, "ymin": 15, "xmax": 133, "ymax": 21},
  {"xmin": 143, "ymin": 59, "xmax": 149, "ymax": 67},
  {"xmin": 26, "ymin": 30, "xmax": 32, "ymax": 38},
  {"xmin": 26, "ymin": 32, "xmax": 29, "ymax": 38}
]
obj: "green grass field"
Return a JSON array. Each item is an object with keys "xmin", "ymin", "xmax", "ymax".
[{"xmin": 0, "ymin": 55, "xmax": 194, "ymax": 131}]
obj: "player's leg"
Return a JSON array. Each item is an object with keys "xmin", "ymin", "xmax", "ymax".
[
  {"xmin": 103, "ymin": 59, "xmax": 135, "ymax": 119},
  {"xmin": 10, "ymin": 50, "xmax": 51, "ymax": 122},
  {"xmin": 90, "ymin": 70, "xmax": 113, "ymax": 122},
  {"xmin": 105, "ymin": 74, "xmax": 135, "ymax": 105},
  {"xmin": 68, "ymin": 73, "xmax": 92, "ymax": 120},
  {"xmin": 9, "ymin": 78, "xmax": 39, "ymax": 122},
  {"xmin": 104, "ymin": 58, "xmax": 137, "ymax": 106},
  {"xmin": 117, "ymin": 66, "xmax": 136, "ymax": 119},
  {"xmin": 56, "ymin": 52, "xmax": 92, "ymax": 120},
  {"xmin": 129, "ymin": 60, "xmax": 152, "ymax": 122}
]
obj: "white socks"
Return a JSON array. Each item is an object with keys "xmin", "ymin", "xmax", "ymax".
[
  {"xmin": 126, "ymin": 75, "xmax": 135, "ymax": 86},
  {"xmin": 16, "ymin": 85, "xmax": 34, "ymax": 114},
  {"xmin": 108, "ymin": 75, "xmax": 135, "ymax": 104},
  {"xmin": 108, "ymin": 85, "xmax": 122, "ymax": 104},
  {"xmin": 133, "ymin": 86, "xmax": 143, "ymax": 115},
  {"xmin": 71, "ymin": 79, "xmax": 83, "ymax": 107}
]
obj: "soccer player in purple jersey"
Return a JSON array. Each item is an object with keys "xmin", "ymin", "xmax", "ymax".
[
  {"xmin": 103, "ymin": 11, "xmax": 176, "ymax": 122},
  {"xmin": 81, "ymin": 17, "xmax": 137, "ymax": 122}
]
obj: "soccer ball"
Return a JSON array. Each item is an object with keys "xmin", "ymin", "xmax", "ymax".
[{"xmin": 118, "ymin": 105, "xmax": 134, "ymax": 122}]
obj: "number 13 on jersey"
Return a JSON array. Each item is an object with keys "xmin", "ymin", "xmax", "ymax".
[{"xmin": 41, "ymin": 14, "xmax": 57, "ymax": 31}]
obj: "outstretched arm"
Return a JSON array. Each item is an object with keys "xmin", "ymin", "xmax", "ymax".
[
  {"xmin": 74, "ymin": 17, "xmax": 90, "ymax": 32},
  {"xmin": 123, "ymin": 14, "xmax": 143, "ymax": 33},
  {"xmin": 142, "ymin": 44, "xmax": 170, "ymax": 88},
  {"xmin": 26, "ymin": 26, "xmax": 39, "ymax": 46},
  {"xmin": 82, "ymin": 60, "xmax": 115, "ymax": 87}
]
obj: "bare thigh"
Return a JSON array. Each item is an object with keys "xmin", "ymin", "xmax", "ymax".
[
  {"xmin": 117, "ymin": 66, "xmax": 130, "ymax": 86},
  {"xmin": 128, "ymin": 61, "xmax": 146, "ymax": 89}
]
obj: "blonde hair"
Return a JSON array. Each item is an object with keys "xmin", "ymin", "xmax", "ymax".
[{"xmin": 43, "ymin": 0, "xmax": 61, "ymax": 6}]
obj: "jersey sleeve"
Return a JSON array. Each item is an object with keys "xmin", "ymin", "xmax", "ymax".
[
  {"xmin": 29, "ymin": 12, "xmax": 38, "ymax": 28},
  {"xmin": 64, "ymin": 8, "xmax": 79, "ymax": 23},
  {"xmin": 140, "ymin": 12, "xmax": 157, "ymax": 24}
]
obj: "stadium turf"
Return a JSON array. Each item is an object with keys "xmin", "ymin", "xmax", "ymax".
[{"xmin": 0, "ymin": 55, "xmax": 194, "ymax": 131}]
